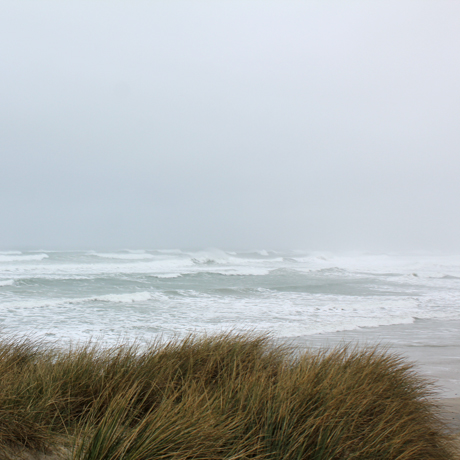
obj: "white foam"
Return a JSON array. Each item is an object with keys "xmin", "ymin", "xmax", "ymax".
[
  {"xmin": 212, "ymin": 267, "xmax": 271, "ymax": 276},
  {"xmin": 0, "ymin": 254, "xmax": 48, "ymax": 262},
  {"xmin": 155, "ymin": 273, "xmax": 182, "ymax": 279},
  {"xmin": 0, "ymin": 291, "xmax": 154, "ymax": 310},
  {"xmin": 0, "ymin": 279, "xmax": 14, "ymax": 286},
  {"xmin": 91, "ymin": 292, "xmax": 152, "ymax": 303},
  {"xmin": 1, "ymin": 250, "xmax": 460, "ymax": 346},
  {"xmin": 91, "ymin": 252, "xmax": 155, "ymax": 260},
  {"xmin": 188, "ymin": 248, "xmax": 234, "ymax": 265}
]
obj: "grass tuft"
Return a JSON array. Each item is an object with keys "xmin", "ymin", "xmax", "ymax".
[{"xmin": 0, "ymin": 333, "xmax": 455, "ymax": 459}]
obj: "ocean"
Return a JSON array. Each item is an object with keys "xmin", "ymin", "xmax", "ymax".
[{"xmin": 1, "ymin": 249, "xmax": 459, "ymax": 396}]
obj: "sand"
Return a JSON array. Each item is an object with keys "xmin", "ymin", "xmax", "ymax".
[
  {"xmin": 284, "ymin": 318, "xmax": 460, "ymax": 399},
  {"xmin": 284, "ymin": 320, "xmax": 460, "ymax": 456},
  {"xmin": 439, "ymin": 396, "xmax": 460, "ymax": 459},
  {"xmin": 440, "ymin": 398, "xmax": 460, "ymax": 433}
]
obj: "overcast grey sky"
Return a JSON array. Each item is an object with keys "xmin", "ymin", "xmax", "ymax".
[{"xmin": 1, "ymin": 1, "xmax": 459, "ymax": 251}]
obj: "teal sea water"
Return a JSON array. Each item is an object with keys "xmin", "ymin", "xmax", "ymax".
[{"xmin": 0, "ymin": 249, "xmax": 459, "ymax": 341}]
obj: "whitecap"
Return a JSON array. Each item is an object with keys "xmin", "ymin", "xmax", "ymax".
[
  {"xmin": 155, "ymin": 273, "xmax": 182, "ymax": 279},
  {"xmin": 0, "ymin": 254, "xmax": 49, "ymax": 262},
  {"xmin": 0, "ymin": 279, "xmax": 14, "ymax": 286},
  {"xmin": 91, "ymin": 253, "xmax": 155, "ymax": 260},
  {"xmin": 211, "ymin": 268, "xmax": 271, "ymax": 276},
  {"xmin": 90, "ymin": 292, "xmax": 152, "ymax": 303},
  {"xmin": 188, "ymin": 248, "xmax": 234, "ymax": 265}
]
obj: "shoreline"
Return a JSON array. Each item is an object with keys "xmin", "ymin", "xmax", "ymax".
[
  {"xmin": 283, "ymin": 317, "xmax": 460, "ymax": 399},
  {"xmin": 281, "ymin": 319, "xmax": 460, "ymax": 448},
  {"xmin": 284, "ymin": 318, "xmax": 460, "ymax": 445}
]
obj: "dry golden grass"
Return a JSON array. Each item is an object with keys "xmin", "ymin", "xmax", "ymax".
[{"xmin": 0, "ymin": 333, "xmax": 456, "ymax": 459}]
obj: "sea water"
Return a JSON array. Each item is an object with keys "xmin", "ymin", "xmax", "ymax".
[{"xmin": 1, "ymin": 249, "xmax": 459, "ymax": 395}]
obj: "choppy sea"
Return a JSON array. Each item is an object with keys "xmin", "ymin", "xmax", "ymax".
[
  {"xmin": 1, "ymin": 248, "xmax": 460, "ymax": 341},
  {"xmin": 1, "ymin": 249, "xmax": 459, "ymax": 395}
]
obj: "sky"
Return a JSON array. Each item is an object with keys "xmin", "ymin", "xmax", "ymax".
[{"xmin": 1, "ymin": 1, "xmax": 460, "ymax": 252}]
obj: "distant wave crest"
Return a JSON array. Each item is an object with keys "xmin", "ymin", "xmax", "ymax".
[
  {"xmin": 91, "ymin": 253, "xmax": 155, "ymax": 260},
  {"xmin": 0, "ymin": 254, "xmax": 49, "ymax": 262},
  {"xmin": 0, "ymin": 279, "xmax": 14, "ymax": 286},
  {"xmin": 90, "ymin": 292, "xmax": 152, "ymax": 303}
]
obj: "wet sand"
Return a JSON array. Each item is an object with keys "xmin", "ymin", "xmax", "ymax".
[
  {"xmin": 285, "ymin": 318, "xmax": 460, "ymax": 454},
  {"xmin": 285, "ymin": 318, "xmax": 460, "ymax": 398},
  {"xmin": 440, "ymin": 398, "xmax": 460, "ymax": 433},
  {"xmin": 439, "ymin": 398, "xmax": 460, "ymax": 458}
]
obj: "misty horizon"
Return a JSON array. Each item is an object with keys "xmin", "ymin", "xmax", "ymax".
[{"xmin": 2, "ymin": 1, "xmax": 460, "ymax": 252}]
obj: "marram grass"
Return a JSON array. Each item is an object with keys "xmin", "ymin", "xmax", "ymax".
[{"xmin": 0, "ymin": 333, "xmax": 456, "ymax": 459}]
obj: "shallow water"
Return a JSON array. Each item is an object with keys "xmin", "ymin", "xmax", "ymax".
[{"xmin": 1, "ymin": 249, "xmax": 459, "ymax": 395}]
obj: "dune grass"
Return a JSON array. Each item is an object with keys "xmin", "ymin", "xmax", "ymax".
[{"xmin": 0, "ymin": 333, "xmax": 455, "ymax": 459}]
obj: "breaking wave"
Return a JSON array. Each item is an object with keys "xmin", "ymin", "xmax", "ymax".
[
  {"xmin": 0, "ymin": 279, "xmax": 14, "ymax": 286},
  {"xmin": 0, "ymin": 254, "xmax": 49, "ymax": 262}
]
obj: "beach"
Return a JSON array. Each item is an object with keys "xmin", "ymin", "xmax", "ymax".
[
  {"xmin": 289, "ymin": 318, "xmax": 460, "ymax": 451},
  {"xmin": 440, "ymin": 398, "xmax": 460, "ymax": 438},
  {"xmin": 286, "ymin": 318, "xmax": 460, "ymax": 399}
]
